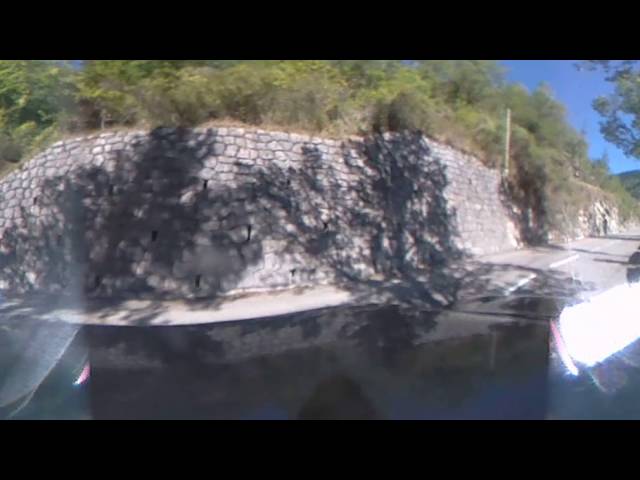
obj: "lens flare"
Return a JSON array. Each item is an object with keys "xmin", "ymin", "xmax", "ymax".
[
  {"xmin": 550, "ymin": 321, "xmax": 579, "ymax": 376},
  {"xmin": 73, "ymin": 362, "xmax": 90, "ymax": 386},
  {"xmin": 558, "ymin": 282, "xmax": 640, "ymax": 368}
]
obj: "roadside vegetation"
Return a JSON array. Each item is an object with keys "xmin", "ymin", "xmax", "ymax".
[
  {"xmin": 1, "ymin": 60, "xmax": 638, "ymax": 230},
  {"xmin": 618, "ymin": 170, "xmax": 640, "ymax": 200}
]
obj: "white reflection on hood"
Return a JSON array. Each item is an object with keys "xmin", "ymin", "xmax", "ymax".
[{"xmin": 558, "ymin": 282, "xmax": 640, "ymax": 368}]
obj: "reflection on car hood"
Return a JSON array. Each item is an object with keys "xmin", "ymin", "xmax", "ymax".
[
  {"xmin": 0, "ymin": 321, "xmax": 82, "ymax": 417},
  {"xmin": 0, "ymin": 292, "xmax": 592, "ymax": 420}
]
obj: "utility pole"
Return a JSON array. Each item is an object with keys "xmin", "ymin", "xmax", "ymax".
[{"xmin": 504, "ymin": 108, "xmax": 511, "ymax": 178}]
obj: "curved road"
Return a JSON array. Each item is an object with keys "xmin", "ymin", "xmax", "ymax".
[{"xmin": 473, "ymin": 228, "xmax": 640, "ymax": 300}]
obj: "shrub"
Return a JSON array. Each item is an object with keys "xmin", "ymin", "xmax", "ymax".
[{"xmin": 0, "ymin": 131, "xmax": 22, "ymax": 163}]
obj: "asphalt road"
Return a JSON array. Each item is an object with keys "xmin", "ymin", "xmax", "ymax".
[{"xmin": 469, "ymin": 228, "xmax": 640, "ymax": 300}]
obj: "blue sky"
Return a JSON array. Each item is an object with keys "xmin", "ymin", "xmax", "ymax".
[{"xmin": 500, "ymin": 60, "xmax": 638, "ymax": 174}]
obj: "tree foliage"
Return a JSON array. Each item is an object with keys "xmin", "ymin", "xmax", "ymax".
[
  {"xmin": 0, "ymin": 60, "xmax": 76, "ymax": 162},
  {"xmin": 581, "ymin": 60, "xmax": 640, "ymax": 158}
]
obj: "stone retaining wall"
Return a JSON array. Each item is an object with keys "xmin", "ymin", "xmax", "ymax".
[{"xmin": 0, "ymin": 127, "xmax": 521, "ymax": 299}]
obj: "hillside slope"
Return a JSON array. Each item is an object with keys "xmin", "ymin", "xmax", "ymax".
[{"xmin": 618, "ymin": 170, "xmax": 640, "ymax": 200}]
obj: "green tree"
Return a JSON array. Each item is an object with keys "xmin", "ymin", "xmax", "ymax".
[
  {"xmin": 416, "ymin": 60, "xmax": 505, "ymax": 107},
  {"xmin": 0, "ymin": 60, "xmax": 76, "ymax": 163},
  {"xmin": 581, "ymin": 61, "xmax": 640, "ymax": 158},
  {"xmin": 75, "ymin": 60, "xmax": 215, "ymax": 127}
]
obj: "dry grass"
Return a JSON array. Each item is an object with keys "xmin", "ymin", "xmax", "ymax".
[
  {"xmin": 198, "ymin": 118, "xmax": 349, "ymax": 142},
  {"xmin": 40, "ymin": 119, "xmax": 351, "ymax": 147},
  {"xmin": 0, "ymin": 161, "xmax": 22, "ymax": 178}
]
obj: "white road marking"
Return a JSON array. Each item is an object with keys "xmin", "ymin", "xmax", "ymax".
[
  {"xmin": 504, "ymin": 273, "xmax": 537, "ymax": 295},
  {"xmin": 501, "ymin": 233, "xmax": 635, "ymax": 298},
  {"xmin": 549, "ymin": 254, "xmax": 580, "ymax": 269}
]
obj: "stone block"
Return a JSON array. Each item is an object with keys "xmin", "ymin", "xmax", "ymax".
[{"xmin": 225, "ymin": 144, "xmax": 239, "ymax": 157}]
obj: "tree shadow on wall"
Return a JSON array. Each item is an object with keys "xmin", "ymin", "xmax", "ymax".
[
  {"xmin": 242, "ymin": 130, "xmax": 466, "ymax": 310},
  {"xmin": 0, "ymin": 128, "xmax": 263, "ymax": 318},
  {"xmin": 0, "ymin": 128, "xmax": 468, "ymax": 324}
]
